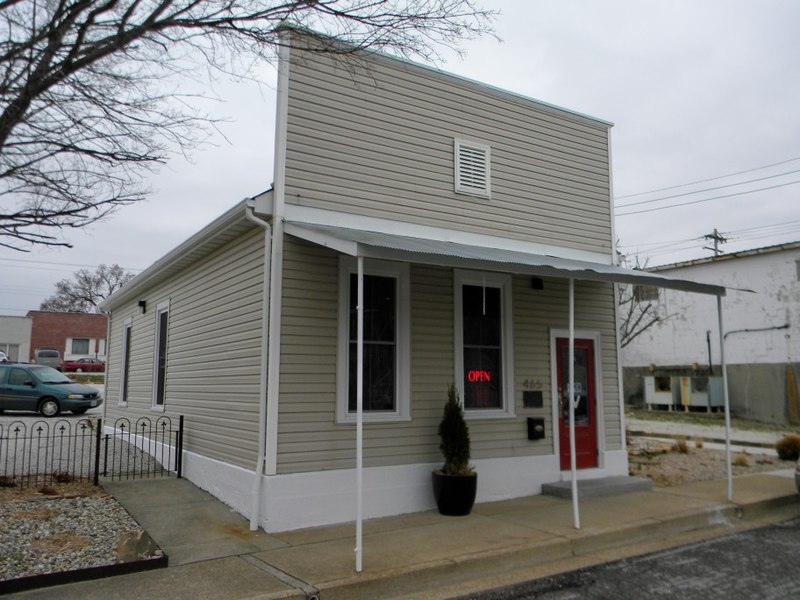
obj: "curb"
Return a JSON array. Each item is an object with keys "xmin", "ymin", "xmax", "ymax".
[
  {"xmin": 307, "ymin": 493, "xmax": 800, "ymax": 600},
  {"xmin": 627, "ymin": 429, "xmax": 776, "ymax": 450}
]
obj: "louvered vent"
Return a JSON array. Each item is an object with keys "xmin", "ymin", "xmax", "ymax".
[{"xmin": 455, "ymin": 139, "xmax": 491, "ymax": 198}]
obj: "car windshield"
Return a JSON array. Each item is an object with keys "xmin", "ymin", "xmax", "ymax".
[{"xmin": 31, "ymin": 366, "xmax": 72, "ymax": 384}]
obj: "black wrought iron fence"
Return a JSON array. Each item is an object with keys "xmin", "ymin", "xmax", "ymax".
[
  {"xmin": 0, "ymin": 415, "xmax": 184, "ymax": 489},
  {"xmin": 0, "ymin": 418, "xmax": 99, "ymax": 489},
  {"xmin": 101, "ymin": 416, "xmax": 184, "ymax": 481}
]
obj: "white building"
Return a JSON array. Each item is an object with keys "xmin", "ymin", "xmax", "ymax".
[{"xmin": 621, "ymin": 241, "xmax": 800, "ymax": 424}]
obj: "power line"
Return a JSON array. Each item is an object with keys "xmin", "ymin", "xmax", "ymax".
[
  {"xmin": 615, "ymin": 156, "xmax": 800, "ymax": 200},
  {"xmin": 615, "ymin": 167, "xmax": 800, "ymax": 209},
  {"xmin": 616, "ymin": 178, "xmax": 800, "ymax": 216}
]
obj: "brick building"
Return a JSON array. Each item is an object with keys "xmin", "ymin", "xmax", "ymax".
[{"xmin": 26, "ymin": 311, "xmax": 108, "ymax": 363}]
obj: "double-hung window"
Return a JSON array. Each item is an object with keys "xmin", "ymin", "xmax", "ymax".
[
  {"xmin": 337, "ymin": 258, "xmax": 410, "ymax": 423},
  {"xmin": 119, "ymin": 318, "xmax": 132, "ymax": 407},
  {"xmin": 152, "ymin": 301, "xmax": 169, "ymax": 411},
  {"xmin": 454, "ymin": 270, "xmax": 514, "ymax": 418}
]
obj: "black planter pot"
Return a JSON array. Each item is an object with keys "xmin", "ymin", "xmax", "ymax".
[{"xmin": 432, "ymin": 471, "xmax": 477, "ymax": 516}]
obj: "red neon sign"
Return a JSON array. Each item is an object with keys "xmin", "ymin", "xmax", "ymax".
[{"xmin": 467, "ymin": 370, "xmax": 492, "ymax": 383}]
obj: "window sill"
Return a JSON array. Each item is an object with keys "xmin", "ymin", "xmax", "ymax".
[
  {"xmin": 464, "ymin": 409, "xmax": 517, "ymax": 420},
  {"xmin": 337, "ymin": 412, "xmax": 411, "ymax": 425}
]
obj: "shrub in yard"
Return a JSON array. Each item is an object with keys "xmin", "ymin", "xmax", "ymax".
[
  {"xmin": 0, "ymin": 475, "xmax": 16, "ymax": 488},
  {"xmin": 695, "ymin": 438, "xmax": 704, "ymax": 449},
  {"xmin": 775, "ymin": 435, "xmax": 800, "ymax": 461},
  {"xmin": 732, "ymin": 453, "xmax": 751, "ymax": 467},
  {"xmin": 674, "ymin": 437, "xmax": 690, "ymax": 454}
]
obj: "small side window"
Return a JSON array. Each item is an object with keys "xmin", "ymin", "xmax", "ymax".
[{"xmin": 633, "ymin": 285, "xmax": 659, "ymax": 303}]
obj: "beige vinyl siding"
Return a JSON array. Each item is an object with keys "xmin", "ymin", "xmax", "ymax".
[
  {"xmin": 284, "ymin": 48, "xmax": 612, "ymax": 256},
  {"xmin": 275, "ymin": 238, "xmax": 621, "ymax": 474},
  {"xmin": 105, "ymin": 227, "xmax": 265, "ymax": 469}
]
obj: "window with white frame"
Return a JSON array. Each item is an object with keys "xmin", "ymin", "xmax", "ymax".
[
  {"xmin": 337, "ymin": 257, "xmax": 410, "ymax": 423},
  {"xmin": 119, "ymin": 318, "xmax": 132, "ymax": 406},
  {"xmin": 454, "ymin": 138, "xmax": 491, "ymax": 198},
  {"xmin": 454, "ymin": 270, "xmax": 514, "ymax": 417},
  {"xmin": 152, "ymin": 301, "xmax": 169, "ymax": 410},
  {"xmin": 71, "ymin": 338, "xmax": 90, "ymax": 354}
]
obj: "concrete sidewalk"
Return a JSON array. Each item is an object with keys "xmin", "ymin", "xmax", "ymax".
[{"xmin": 10, "ymin": 472, "xmax": 800, "ymax": 600}]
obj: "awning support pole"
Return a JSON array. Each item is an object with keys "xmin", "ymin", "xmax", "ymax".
[
  {"xmin": 569, "ymin": 278, "xmax": 580, "ymax": 529},
  {"xmin": 717, "ymin": 295, "xmax": 733, "ymax": 502},
  {"xmin": 355, "ymin": 256, "xmax": 364, "ymax": 573}
]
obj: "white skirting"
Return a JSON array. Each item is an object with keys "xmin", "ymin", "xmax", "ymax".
[{"xmin": 175, "ymin": 448, "xmax": 629, "ymax": 532}]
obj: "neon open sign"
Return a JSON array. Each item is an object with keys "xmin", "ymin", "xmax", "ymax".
[{"xmin": 467, "ymin": 370, "xmax": 492, "ymax": 383}]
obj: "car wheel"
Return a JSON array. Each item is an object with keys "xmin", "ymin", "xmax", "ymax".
[
  {"xmin": 39, "ymin": 398, "xmax": 60, "ymax": 418},
  {"xmin": 71, "ymin": 408, "xmax": 88, "ymax": 415},
  {"xmin": 76, "ymin": 368, "xmax": 83, "ymax": 373}
]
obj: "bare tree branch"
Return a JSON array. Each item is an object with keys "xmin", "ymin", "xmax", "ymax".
[
  {"xmin": 1, "ymin": 0, "xmax": 497, "ymax": 250},
  {"xmin": 40, "ymin": 263, "xmax": 135, "ymax": 311}
]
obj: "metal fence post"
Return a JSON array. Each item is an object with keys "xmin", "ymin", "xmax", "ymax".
[
  {"xmin": 93, "ymin": 418, "xmax": 102, "ymax": 486},
  {"xmin": 177, "ymin": 415, "xmax": 184, "ymax": 479}
]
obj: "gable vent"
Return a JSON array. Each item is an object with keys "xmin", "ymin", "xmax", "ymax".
[{"xmin": 455, "ymin": 139, "xmax": 491, "ymax": 198}]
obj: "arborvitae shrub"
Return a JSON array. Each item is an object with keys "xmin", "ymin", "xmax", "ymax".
[{"xmin": 438, "ymin": 384, "xmax": 472, "ymax": 475}]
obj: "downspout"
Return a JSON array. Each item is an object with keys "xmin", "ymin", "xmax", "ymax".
[
  {"xmin": 245, "ymin": 204, "xmax": 272, "ymax": 531},
  {"xmin": 265, "ymin": 32, "xmax": 291, "ymax": 478},
  {"xmin": 99, "ymin": 308, "xmax": 112, "ymax": 422}
]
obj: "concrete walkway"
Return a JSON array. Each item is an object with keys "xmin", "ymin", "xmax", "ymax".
[{"xmin": 10, "ymin": 471, "xmax": 800, "ymax": 600}]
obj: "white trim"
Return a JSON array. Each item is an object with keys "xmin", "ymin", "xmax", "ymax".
[
  {"xmin": 454, "ymin": 138, "xmax": 491, "ymax": 198},
  {"xmin": 336, "ymin": 257, "xmax": 411, "ymax": 423},
  {"xmin": 454, "ymin": 270, "xmax": 515, "ymax": 419},
  {"xmin": 117, "ymin": 317, "xmax": 133, "ymax": 407},
  {"xmin": 264, "ymin": 38, "xmax": 291, "ymax": 476},
  {"xmin": 549, "ymin": 329, "xmax": 604, "ymax": 470},
  {"xmin": 283, "ymin": 204, "xmax": 613, "ymax": 265},
  {"xmin": 151, "ymin": 300, "xmax": 170, "ymax": 412}
]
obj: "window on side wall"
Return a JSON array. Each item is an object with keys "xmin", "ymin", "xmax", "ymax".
[
  {"xmin": 119, "ymin": 318, "xmax": 132, "ymax": 407},
  {"xmin": 71, "ymin": 338, "xmax": 90, "ymax": 354},
  {"xmin": 632, "ymin": 285, "xmax": 659, "ymax": 303},
  {"xmin": 152, "ymin": 301, "xmax": 169, "ymax": 411},
  {"xmin": 454, "ymin": 138, "xmax": 491, "ymax": 198},
  {"xmin": 454, "ymin": 270, "xmax": 515, "ymax": 418},
  {"xmin": 336, "ymin": 257, "xmax": 410, "ymax": 423}
]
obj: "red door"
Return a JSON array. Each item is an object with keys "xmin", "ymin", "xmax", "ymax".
[{"xmin": 556, "ymin": 337, "xmax": 598, "ymax": 470}]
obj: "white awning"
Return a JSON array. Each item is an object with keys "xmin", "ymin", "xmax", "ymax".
[{"xmin": 284, "ymin": 222, "xmax": 726, "ymax": 296}]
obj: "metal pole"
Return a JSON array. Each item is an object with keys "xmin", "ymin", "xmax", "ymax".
[
  {"xmin": 569, "ymin": 278, "xmax": 580, "ymax": 529},
  {"xmin": 717, "ymin": 295, "xmax": 733, "ymax": 502},
  {"xmin": 355, "ymin": 256, "xmax": 364, "ymax": 573}
]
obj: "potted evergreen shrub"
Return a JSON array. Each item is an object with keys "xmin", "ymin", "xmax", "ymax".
[{"xmin": 432, "ymin": 384, "xmax": 477, "ymax": 516}]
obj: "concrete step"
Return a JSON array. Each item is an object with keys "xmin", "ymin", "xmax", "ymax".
[{"xmin": 542, "ymin": 475, "xmax": 654, "ymax": 499}]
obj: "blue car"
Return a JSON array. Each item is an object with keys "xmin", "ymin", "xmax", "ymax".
[{"xmin": 0, "ymin": 364, "xmax": 103, "ymax": 417}]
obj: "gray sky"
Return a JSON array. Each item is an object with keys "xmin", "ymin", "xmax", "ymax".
[{"xmin": 2, "ymin": 0, "xmax": 799, "ymax": 315}]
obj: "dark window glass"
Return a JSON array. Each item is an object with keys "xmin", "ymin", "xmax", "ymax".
[
  {"xmin": 9, "ymin": 368, "xmax": 33, "ymax": 386},
  {"xmin": 462, "ymin": 284, "xmax": 502, "ymax": 409},
  {"xmin": 155, "ymin": 310, "xmax": 168, "ymax": 406},
  {"xmin": 348, "ymin": 274, "xmax": 396, "ymax": 412},
  {"xmin": 559, "ymin": 345, "xmax": 590, "ymax": 425},
  {"xmin": 122, "ymin": 324, "xmax": 132, "ymax": 404},
  {"xmin": 72, "ymin": 338, "xmax": 90, "ymax": 354}
]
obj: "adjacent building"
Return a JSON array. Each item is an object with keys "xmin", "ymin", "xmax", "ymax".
[
  {"xmin": 621, "ymin": 241, "xmax": 800, "ymax": 424},
  {"xmin": 26, "ymin": 311, "xmax": 108, "ymax": 365}
]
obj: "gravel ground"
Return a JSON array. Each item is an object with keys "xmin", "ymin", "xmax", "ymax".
[
  {"xmin": 0, "ymin": 485, "xmax": 148, "ymax": 581},
  {"xmin": 627, "ymin": 436, "xmax": 793, "ymax": 486}
]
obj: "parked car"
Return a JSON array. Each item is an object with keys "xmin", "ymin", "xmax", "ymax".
[
  {"xmin": 32, "ymin": 348, "xmax": 62, "ymax": 370},
  {"xmin": 0, "ymin": 351, "xmax": 7, "ymax": 363},
  {"xmin": 0, "ymin": 364, "xmax": 103, "ymax": 417},
  {"xmin": 64, "ymin": 358, "xmax": 106, "ymax": 373}
]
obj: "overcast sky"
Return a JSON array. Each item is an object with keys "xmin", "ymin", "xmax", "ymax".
[{"xmin": 2, "ymin": 0, "xmax": 799, "ymax": 316}]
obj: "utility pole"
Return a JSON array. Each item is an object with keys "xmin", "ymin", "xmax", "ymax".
[{"xmin": 703, "ymin": 228, "xmax": 728, "ymax": 257}]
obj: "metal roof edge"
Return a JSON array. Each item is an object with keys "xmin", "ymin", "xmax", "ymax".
[{"xmin": 650, "ymin": 240, "xmax": 800, "ymax": 272}]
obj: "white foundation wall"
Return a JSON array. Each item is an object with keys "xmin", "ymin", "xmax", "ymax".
[{"xmin": 179, "ymin": 449, "xmax": 628, "ymax": 532}]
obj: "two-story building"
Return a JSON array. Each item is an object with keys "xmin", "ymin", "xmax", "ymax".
[{"xmin": 99, "ymin": 30, "xmax": 724, "ymax": 534}]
